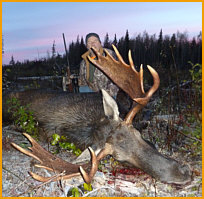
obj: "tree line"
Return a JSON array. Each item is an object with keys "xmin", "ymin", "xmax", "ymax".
[
  {"xmin": 68, "ymin": 29, "xmax": 202, "ymax": 71},
  {"xmin": 3, "ymin": 29, "xmax": 202, "ymax": 83}
]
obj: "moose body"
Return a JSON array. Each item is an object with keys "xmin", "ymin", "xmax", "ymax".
[
  {"xmin": 3, "ymin": 89, "xmax": 144, "ymax": 152},
  {"xmin": 3, "ymin": 89, "xmax": 191, "ymax": 185},
  {"xmin": 4, "ymin": 45, "xmax": 192, "ymax": 185},
  {"xmin": 3, "ymin": 90, "xmax": 108, "ymax": 150}
]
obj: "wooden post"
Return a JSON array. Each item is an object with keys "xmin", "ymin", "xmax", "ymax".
[{"xmin": 62, "ymin": 33, "xmax": 73, "ymax": 92}]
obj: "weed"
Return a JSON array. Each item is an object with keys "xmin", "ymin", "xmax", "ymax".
[{"xmin": 51, "ymin": 133, "xmax": 82, "ymax": 156}]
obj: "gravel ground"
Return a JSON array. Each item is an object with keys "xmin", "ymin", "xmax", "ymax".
[{"xmin": 2, "ymin": 125, "xmax": 202, "ymax": 197}]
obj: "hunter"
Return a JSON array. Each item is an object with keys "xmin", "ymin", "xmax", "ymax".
[{"xmin": 79, "ymin": 33, "xmax": 119, "ymax": 97}]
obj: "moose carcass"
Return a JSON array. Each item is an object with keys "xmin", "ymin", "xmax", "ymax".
[{"xmin": 5, "ymin": 45, "xmax": 192, "ymax": 185}]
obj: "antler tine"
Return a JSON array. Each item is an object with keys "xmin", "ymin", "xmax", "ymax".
[
  {"xmin": 79, "ymin": 143, "xmax": 113, "ymax": 184},
  {"xmin": 146, "ymin": 65, "xmax": 160, "ymax": 98},
  {"xmin": 139, "ymin": 64, "xmax": 145, "ymax": 94},
  {"xmin": 79, "ymin": 147, "xmax": 98, "ymax": 184},
  {"xmin": 128, "ymin": 50, "xmax": 145, "ymax": 95},
  {"xmin": 112, "ymin": 45, "xmax": 129, "ymax": 67},
  {"xmin": 88, "ymin": 45, "xmax": 144, "ymax": 100},
  {"xmin": 10, "ymin": 133, "xmax": 100, "ymax": 184},
  {"xmin": 11, "ymin": 141, "xmax": 42, "ymax": 164},
  {"xmin": 124, "ymin": 65, "xmax": 160, "ymax": 125},
  {"xmin": 29, "ymin": 171, "xmax": 53, "ymax": 182},
  {"xmin": 128, "ymin": 50, "xmax": 137, "ymax": 73},
  {"xmin": 88, "ymin": 45, "xmax": 160, "ymax": 125},
  {"xmin": 28, "ymin": 170, "xmax": 80, "ymax": 182}
]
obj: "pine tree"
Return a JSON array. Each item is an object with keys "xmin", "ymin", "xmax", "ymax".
[
  {"xmin": 68, "ymin": 41, "xmax": 75, "ymax": 69},
  {"xmin": 157, "ymin": 29, "xmax": 163, "ymax": 65},
  {"xmin": 103, "ymin": 33, "xmax": 111, "ymax": 49},
  {"xmin": 9, "ymin": 55, "xmax": 15, "ymax": 65},
  {"xmin": 117, "ymin": 37, "xmax": 124, "ymax": 57},
  {"xmin": 124, "ymin": 30, "xmax": 130, "ymax": 63},
  {"xmin": 134, "ymin": 33, "xmax": 142, "ymax": 65},
  {"xmin": 197, "ymin": 31, "xmax": 202, "ymax": 63},
  {"xmin": 74, "ymin": 35, "xmax": 81, "ymax": 69},
  {"xmin": 112, "ymin": 34, "xmax": 118, "ymax": 47},
  {"xmin": 80, "ymin": 37, "xmax": 87, "ymax": 56},
  {"xmin": 52, "ymin": 40, "xmax": 56, "ymax": 58}
]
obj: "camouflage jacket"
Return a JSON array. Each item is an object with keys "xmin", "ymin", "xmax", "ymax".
[{"xmin": 79, "ymin": 47, "xmax": 119, "ymax": 97}]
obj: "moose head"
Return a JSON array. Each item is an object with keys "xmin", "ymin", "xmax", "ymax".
[{"xmin": 11, "ymin": 45, "xmax": 192, "ymax": 185}]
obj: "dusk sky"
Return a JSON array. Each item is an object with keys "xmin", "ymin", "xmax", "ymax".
[{"xmin": 2, "ymin": 2, "xmax": 202, "ymax": 65}]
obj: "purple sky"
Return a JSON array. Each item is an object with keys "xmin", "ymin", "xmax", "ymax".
[{"xmin": 2, "ymin": 2, "xmax": 202, "ymax": 65}]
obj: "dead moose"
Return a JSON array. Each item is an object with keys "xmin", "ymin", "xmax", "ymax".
[{"xmin": 4, "ymin": 45, "xmax": 192, "ymax": 185}]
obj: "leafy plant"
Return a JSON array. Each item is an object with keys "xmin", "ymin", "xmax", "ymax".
[
  {"xmin": 70, "ymin": 187, "xmax": 80, "ymax": 197},
  {"xmin": 51, "ymin": 133, "xmax": 82, "ymax": 156},
  {"xmin": 68, "ymin": 183, "xmax": 93, "ymax": 197},
  {"xmin": 6, "ymin": 97, "xmax": 39, "ymax": 137},
  {"xmin": 189, "ymin": 62, "xmax": 202, "ymax": 90},
  {"xmin": 83, "ymin": 183, "xmax": 93, "ymax": 192},
  {"xmin": 183, "ymin": 114, "xmax": 202, "ymax": 156}
]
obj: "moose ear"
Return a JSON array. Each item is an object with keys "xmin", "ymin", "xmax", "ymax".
[{"xmin": 101, "ymin": 89, "xmax": 120, "ymax": 121}]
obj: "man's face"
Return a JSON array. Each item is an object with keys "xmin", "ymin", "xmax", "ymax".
[{"xmin": 86, "ymin": 36, "xmax": 102, "ymax": 53}]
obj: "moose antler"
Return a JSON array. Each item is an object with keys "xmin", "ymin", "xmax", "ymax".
[
  {"xmin": 10, "ymin": 47, "xmax": 160, "ymax": 184},
  {"xmin": 11, "ymin": 133, "xmax": 112, "ymax": 184},
  {"xmin": 88, "ymin": 45, "xmax": 160, "ymax": 125}
]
